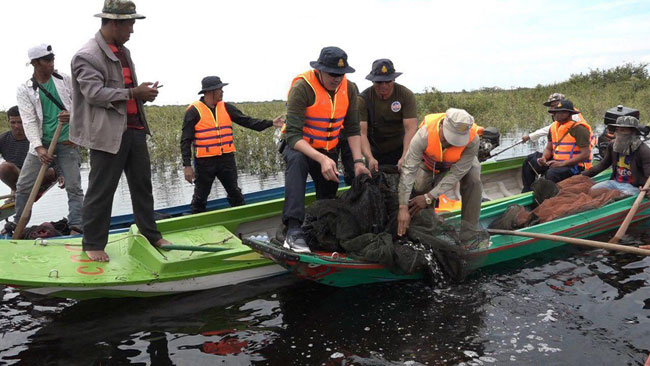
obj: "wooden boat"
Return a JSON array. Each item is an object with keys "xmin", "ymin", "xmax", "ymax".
[
  {"xmin": 0, "ymin": 156, "xmax": 527, "ymax": 299},
  {"xmin": 245, "ymin": 171, "xmax": 650, "ymax": 288}
]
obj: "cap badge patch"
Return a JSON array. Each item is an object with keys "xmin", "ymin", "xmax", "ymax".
[
  {"xmin": 557, "ymin": 102, "xmax": 563, "ymax": 107},
  {"xmin": 381, "ymin": 65, "xmax": 388, "ymax": 74},
  {"xmin": 391, "ymin": 101, "xmax": 401, "ymax": 113},
  {"xmin": 338, "ymin": 58, "xmax": 345, "ymax": 68}
]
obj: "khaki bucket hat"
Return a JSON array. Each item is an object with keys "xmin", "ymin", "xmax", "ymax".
[{"xmin": 95, "ymin": 0, "xmax": 145, "ymax": 20}]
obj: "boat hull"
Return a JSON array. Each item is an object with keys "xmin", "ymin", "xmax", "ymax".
[{"xmin": 245, "ymin": 175, "xmax": 649, "ymax": 288}]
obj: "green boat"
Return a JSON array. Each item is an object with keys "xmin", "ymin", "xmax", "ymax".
[
  {"xmin": 245, "ymin": 171, "xmax": 649, "ymax": 288},
  {"xmin": 0, "ymin": 156, "xmax": 526, "ymax": 299}
]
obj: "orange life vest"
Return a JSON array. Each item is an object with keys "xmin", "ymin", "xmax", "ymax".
[
  {"xmin": 288, "ymin": 70, "xmax": 349, "ymax": 151},
  {"xmin": 419, "ymin": 113, "xmax": 479, "ymax": 171},
  {"xmin": 188, "ymin": 100, "xmax": 235, "ymax": 158},
  {"xmin": 549, "ymin": 119, "xmax": 593, "ymax": 170}
]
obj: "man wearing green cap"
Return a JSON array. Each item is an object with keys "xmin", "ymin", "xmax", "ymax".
[
  {"xmin": 359, "ymin": 59, "xmax": 418, "ymax": 172},
  {"xmin": 583, "ymin": 115, "xmax": 650, "ymax": 196},
  {"xmin": 70, "ymin": 0, "xmax": 169, "ymax": 262},
  {"xmin": 281, "ymin": 46, "xmax": 370, "ymax": 253}
]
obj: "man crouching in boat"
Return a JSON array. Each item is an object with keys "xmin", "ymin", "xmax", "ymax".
[
  {"xmin": 582, "ymin": 115, "xmax": 650, "ymax": 197},
  {"xmin": 397, "ymin": 108, "xmax": 482, "ymax": 242},
  {"xmin": 180, "ymin": 76, "xmax": 284, "ymax": 213},
  {"xmin": 281, "ymin": 46, "xmax": 370, "ymax": 253}
]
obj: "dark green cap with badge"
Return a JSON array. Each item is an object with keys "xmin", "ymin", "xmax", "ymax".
[
  {"xmin": 547, "ymin": 99, "xmax": 579, "ymax": 114},
  {"xmin": 310, "ymin": 46, "xmax": 355, "ymax": 75},
  {"xmin": 366, "ymin": 58, "xmax": 402, "ymax": 82},
  {"xmin": 95, "ymin": 0, "xmax": 145, "ymax": 19}
]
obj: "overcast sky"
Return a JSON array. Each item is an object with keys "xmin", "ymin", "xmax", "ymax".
[{"xmin": 1, "ymin": 0, "xmax": 649, "ymax": 110}]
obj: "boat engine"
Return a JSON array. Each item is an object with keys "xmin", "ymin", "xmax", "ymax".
[{"xmin": 478, "ymin": 127, "xmax": 500, "ymax": 162}]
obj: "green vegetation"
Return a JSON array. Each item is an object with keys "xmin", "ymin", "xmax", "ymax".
[
  {"xmin": 418, "ymin": 63, "xmax": 650, "ymax": 132},
  {"xmin": 1, "ymin": 63, "xmax": 648, "ymax": 176}
]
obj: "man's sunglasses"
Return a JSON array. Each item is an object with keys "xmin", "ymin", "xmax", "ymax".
[
  {"xmin": 326, "ymin": 72, "xmax": 345, "ymax": 78},
  {"xmin": 374, "ymin": 80, "xmax": 394, "ymax": 85}
]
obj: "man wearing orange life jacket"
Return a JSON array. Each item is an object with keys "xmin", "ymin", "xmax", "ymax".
[
  {"xmin": 282, "ymin": 46, "xmax": 370, "ymax": 253},
  {"xmin": 397, "ymin": 108, "xmax": 483, "ymax": 238},
  {"xmin": 521, "ymin": 99, "xmax": 593, "ymax": 192},
  {"xmin": 180, "ymin": 76, "xmax": 283, "ymax": 213}
]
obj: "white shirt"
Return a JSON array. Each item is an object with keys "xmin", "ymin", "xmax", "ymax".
[{"xmin": 16, "ymin": 72, "xmax": 72, "ymax": 155}]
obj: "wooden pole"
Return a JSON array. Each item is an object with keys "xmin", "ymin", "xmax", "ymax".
[
  {"xmin": 609, "ymin": 178, "xmax": 650, "ymax": 244},
  {"xmin": 0, "ymin": 194, "xmax": 13, "ymax": 200},
  {"xmin": 13, "ymin": 121, "xmax": 64, "ymax": 239},
  {"xmin": 487, "ymin": 228, "xmax": 650, "ymax": 256}
]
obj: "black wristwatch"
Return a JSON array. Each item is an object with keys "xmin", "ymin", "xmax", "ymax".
[{"xmin": 353, "ymin": 158, "xmax": 365, "ymax": 165}]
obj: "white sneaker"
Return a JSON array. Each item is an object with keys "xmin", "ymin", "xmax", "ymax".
[{"xmin": 283, "ymin": 229, "xmax": 311, "ymax": 253}]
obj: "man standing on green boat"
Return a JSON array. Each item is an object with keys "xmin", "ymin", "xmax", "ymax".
[
  {"xmin": 281, "ymin": 46, "xmax": 370, "ymax": 253},
  {"xmin": 583, "ymin": 115, "xmax": 650, "ymax": 196},
  {"xmin": 359, "ymin": 59, "xmax": 418, "ymax": 173},
  {"xmin": 180, "ymin": 76, "xmax": 284, "ymax": 213},
  {"xmin": 15, "ymin": 44, "xmax": 84, "ymax": 234},
  {"xmin": 397, "ymin": 108, "xmax": 483, "ymax": 240},
  {"xmin": 70, "ymin": 0, "xmax": 170, "ymax": 262}
]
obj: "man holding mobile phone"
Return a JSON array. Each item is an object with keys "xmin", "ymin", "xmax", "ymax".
[{"xmin": 70, "ymin": 0, "xmax": 170, "ymax": 262}]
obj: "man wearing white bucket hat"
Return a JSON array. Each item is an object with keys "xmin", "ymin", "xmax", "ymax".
[{"xmin": 397, "ymin": 108, "xmax": 483, "ymax": 239}]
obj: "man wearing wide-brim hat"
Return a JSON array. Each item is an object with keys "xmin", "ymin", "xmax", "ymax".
[
  {"xmin": 69, "ymin": 0, "xmax": 170, "ymax": 262},
  {"xmin": 397, "ymin": 108, "xmax": 484, "ymax": 240},
  {"xmin": 358, "ymin": 58, "xmax": 418, "ymax": 173},
  {"xmin": 281, "ymin": 46, "xmax": 370, "ymax": 253},
  {"xmin": 520, "ymin": 99, "xmax": 594, "ymax": 193},
  {"xmin": 583, "ymin": 114, "xmax": 650, "ymax": 197},
  {"xmin": 180, "ymin": 76, "xmax": 284, "ymax": 213}
]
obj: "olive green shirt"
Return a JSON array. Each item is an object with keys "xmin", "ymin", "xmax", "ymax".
[
  {"xmin": 359, "ymin": 83, "xmax": 417, "ymax": 152},
  {"xmin": 285, "ymin": 75, "xmax": 360, "ymax": 149}
]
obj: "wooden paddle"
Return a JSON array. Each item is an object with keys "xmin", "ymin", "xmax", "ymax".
[
  {"xmin": 487, "ymin": 228, "xmax": 650, "ymax": 256},
  {"xmin": 13, "ymin": 121, "xmax": 64, "ymax": 239},
  {"xmin": 609, "ymin": 178, "xmax": 650, "ymax": 244}
]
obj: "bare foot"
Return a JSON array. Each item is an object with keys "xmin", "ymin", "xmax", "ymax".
[
  {"xmin": 154, "ymin": 238, "xmax": 172, "ymax": 248},
  {"xmin": 85, "ymin": 250, "xmax": 110, "ymax": 262}
]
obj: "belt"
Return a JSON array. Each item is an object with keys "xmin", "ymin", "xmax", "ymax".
[{"xmin": 61, "ymin": 141, "xmax": 76, "ymax": 146}]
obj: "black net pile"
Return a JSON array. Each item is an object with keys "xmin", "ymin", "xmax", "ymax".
[{"xmin": 302, "ymin": 167, "xmax": 474, "ymax": 286}]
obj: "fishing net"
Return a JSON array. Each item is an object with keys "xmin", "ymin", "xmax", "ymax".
[
  {"xmin": 488, "ymin": 175, "xmax": 625, "ymax": 230},
  {"xmin": 302, "ymin": 167, "xmax": 483, "ymax": 286}
]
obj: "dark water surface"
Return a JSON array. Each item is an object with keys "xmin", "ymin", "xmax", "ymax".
[{"xmin": 1, "ymin": 225, "xmax": 649, "ymax": 365}]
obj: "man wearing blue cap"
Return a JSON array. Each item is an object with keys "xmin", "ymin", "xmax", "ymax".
[{"xmin": 281, "ymin": 46, "xmax": 370, "ymax": 253}]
